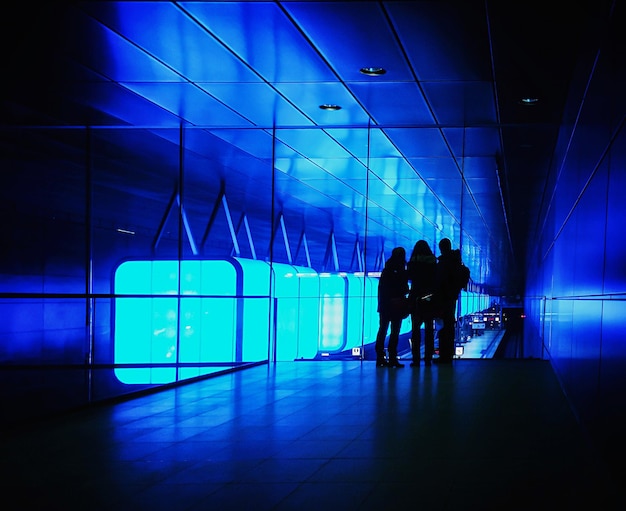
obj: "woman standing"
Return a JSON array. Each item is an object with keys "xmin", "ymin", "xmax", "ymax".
[
  {"xmin": 407, "ymin": 240, "xmax": 437, "ymax": 366},
  {"xmin": 374, "ymin": 247, "xmax": 409, "ymax": 368}
]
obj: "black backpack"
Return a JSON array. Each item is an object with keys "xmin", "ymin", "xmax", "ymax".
[
  {"xmin": 450, "ymin": 249, "xmax": 470, "ymax": 291},
  {"xmin": 456, "ymin": 262, "xmax": 471, "ymax": 291}
]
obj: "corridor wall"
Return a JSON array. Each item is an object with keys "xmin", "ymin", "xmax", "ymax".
[{"xmin": 523, "ymin": 7, "xmax": 626, "ymax": 483}]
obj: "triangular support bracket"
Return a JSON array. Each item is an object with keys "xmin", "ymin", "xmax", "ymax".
[
  {"xmin": 294, "ymin": 230, "xmax": 312, "ymax": 268},
  {"xmin": 201, "ymin": 183, "xmax": 240, "ymax": 256},
  {"xmin": 152, "ymin": 185, "xmax": 198, "ymax": 255},
  {"xmin": 322, "ymin": 230, "xmax": 339, "ymax": 272},
  {"xmin": 268, "ymin": 212, "xmax": 293, "ymax": 264},
  {"xmin": 350, "ymin": 236, "xmax": 364, "ymax": 273}
]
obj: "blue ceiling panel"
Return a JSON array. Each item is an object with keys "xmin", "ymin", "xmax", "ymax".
[
  {"xmin": 379, "ymin": 177, "xmax": 432, "ymax": 201},
  {"xmin": 324, "ymin": 128, "xmax": 401, "ymax": 162},
  {"xmin": 121, "ymin": 83, "xmax": 250, "ymax": 127},
  {"xmin": 83, "ymin": 1, "xmax": 261, "ymax": 83},
  {"xmin": 328, "ymin": 193, "xmax": 370, "ymax": 217},
  {"xmin": 274, "ymin": 158, "xmax": 335, "ymax": 181},
  {"xmin": 207, "ymin": 129, "xmax": 275, "ymax": 161},
  {"xmin": 387, "ymin": 1, "xmax": 492, "ymax": 82},
  {"xmin": 283, "ymin": 2, "xmax": 414, "ymax": 82},
  {"xmin": 308, "ymin": 159, "xmax": 368, "ymax": 181},
  {"xmin": 367, "ymin": 157, "xmax": 427, "ymax": 185},
  {"xmin": 274, "ymin": 129, "xmax": 354, "ymax": 159},
  {"xmin": 365, "ymin": 177, "xmax": 411, "ymax": 204},
  {"xmin": 422, "ymin": 82, "xmax": 497, "ymax": 125},
  {"xmin": 465, "ymin": 177, "xmax": 500, "ymax": 196},
  {"xmin": 347, "ymin": 82, "xmax": 434, "ymax": 126},
  {"xmin": 275, "ymin": 177, "xmax": 354, "ymax": 210},
  {"xmin": 322, "ymin": 181, "xmax": 369, "ymax": 206},
  {"xmin": 383, "ymin": 128, "xmax": 450, "ymax": 158},
  {"xmin": 443, "ymin": 128, "xmax": 501, "ymax": 159},
  {"xmin": 274, "ymin": 82, "xmax": 370, "ymax": 126},
  {"xmin": 462, "ymin": 156, "xmax": 499, "ymax": 180},
  {"xmin": 407, "ymin": 157, "xmax": 460, "ymax": 181},
  {"xmin": 367, "ymin": 129, "xmax": 404, "ymax": 159},
  {"xmin": 74, "ymin": 83, "xmax": 182, "ymax": 127},
  {"xmin": 410, "ymin": 196, "xmax": 446, "ymax": 224},
  {"xmin": 323, "ymin": 128, "xmax": 369, "ymax": 160},
  {"xmin": 65, "ymin": 11, "xmax": 184, "ymax": 83},
  {"xmin": 184, "ymin": 150, "xmax": 273, "ymax": 191},
  {"xmin": 198, "ymin": 83, "xmax": 313, "ymax": 127},
  {"xmin": 181, "ymin": 2, "xmax": 337, "ymax": 83},
  {"xmin": 333, "ymin": 178, "xmax": 370, "ymax": 201}
]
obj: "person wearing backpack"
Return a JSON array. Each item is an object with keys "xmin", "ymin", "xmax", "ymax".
[
  {"xmin": 434, "ymin": 238, "xmax": 463, "ymax": 364},
  {"xmin": 406, "ymin": 240, "xmax": 437, "ymax": 367}
]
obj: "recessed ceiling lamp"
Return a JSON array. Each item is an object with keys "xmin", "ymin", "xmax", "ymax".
[
  {"xmin": 319, "ymin": 104, "xmax": 342, "ymax": 111},
  {"xmin": 520, "ymin": 97, "xmax": 539, "ymax": 106},
  {"xmin": 360, "ymin": 66, "xmax": 386, "ymax": 76}
]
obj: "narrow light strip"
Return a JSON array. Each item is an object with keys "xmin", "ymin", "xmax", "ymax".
[{"xmin": 116, "ymin": 228, "xmax": 136, "ymax": 235}]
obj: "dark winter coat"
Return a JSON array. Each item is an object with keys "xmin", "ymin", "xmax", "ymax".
[
  {"xmin": 436, "ymin": 248, "xmax": 463, "ymax": 301},
  {"xmin": 407, "ymin": 253, "xmax": 437, "ymax": 302},
  {"xmin": 377, "ymin": 259, "xmax": 409, "ymax": 316}
]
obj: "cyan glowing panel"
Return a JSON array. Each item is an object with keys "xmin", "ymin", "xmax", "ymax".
[
  {"xmin": 235, "ymin": 258, "xmax": 272, "ymax": 362},
  {"xmin": 114, "ymin": 260, "xmax": 240, "ymax": 384},
  {"xmin": 179, "ymin": 260, "xmax": 237, "ymax": 379},
  {"xmin": 272, "ymin": 264, "xmax": 318, "ymax": 359},
  {"xmin": 294, "ymin": 268, "xmax": 322, "ymax": 360},
  {"xmin": 362, "ymin": 276, "xmax": 380, "ymax": 345},
  {"xmin": 318, "ymin": 274, "xmax": 347, "ymax": 352},
  {"xmin": 344, "ymin": 274, "xmax": 365, "ymax": 353},
  {"xmin": 272, "ymin": 263, "xmax": 301, "ymax": 362},
  {"xmin": 459, "ymin": 291, "xmax": 488, "ymax": 318}
]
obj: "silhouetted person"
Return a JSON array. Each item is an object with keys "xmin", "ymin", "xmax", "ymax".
[
  {"xmin": 434, "ymin": 238, "xmax": 462, "ymax": 363},
  {"xmin": 375, "ymin": 247, "xmax": 409, "ymax": 368},
  {"xmin": 407, "ymin": 240, "xmax": 437, "ymax": 367}
]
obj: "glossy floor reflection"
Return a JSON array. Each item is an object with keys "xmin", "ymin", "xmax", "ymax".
[{"xmin": 1, "ymin": 360, "xmax": 620, "ymax": 510}]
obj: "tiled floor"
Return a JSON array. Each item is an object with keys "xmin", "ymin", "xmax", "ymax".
[{"xmin": 1, "ymin": 359, "xmax": 621, "ymax": 510}]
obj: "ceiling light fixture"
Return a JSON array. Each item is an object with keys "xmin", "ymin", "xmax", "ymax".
[
  {"xmin": 359, "ymin": 66, "xmax": 386, "ymax": 76},
  {"xmin": 319, "ymin": 104, "xmax": 342, "ymax": 111},
  {"xmin": 520, "ymin": 97, "xmax": 539, "ymax": 106}
]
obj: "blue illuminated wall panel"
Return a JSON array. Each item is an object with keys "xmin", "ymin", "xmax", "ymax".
[{"xmin": 523, "ymin": 24, "xmax": 626, "ymax": 482}]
